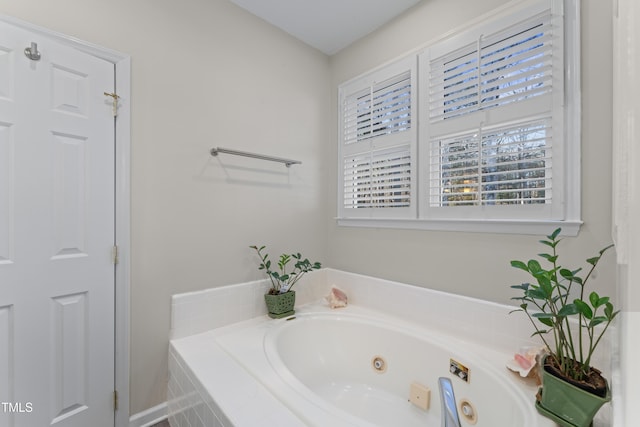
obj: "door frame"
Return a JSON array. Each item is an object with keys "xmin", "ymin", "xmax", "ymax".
[{"xmin": 0, "ymin": 15, "xmax": 131, "ymax": 427}]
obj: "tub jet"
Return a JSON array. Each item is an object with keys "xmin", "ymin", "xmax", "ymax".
[{"xmin": 371, "ymin": 355, "xmax": 387, "ymax": 373}]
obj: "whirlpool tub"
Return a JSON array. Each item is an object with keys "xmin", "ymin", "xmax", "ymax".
[{"xmin": 171, "ymin": 303, "xmax": 556, "ymax": 427}]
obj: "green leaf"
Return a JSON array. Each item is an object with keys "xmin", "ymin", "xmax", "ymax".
[
  {"xmin": 537, "ymin": 317, "xmax": 554, "ymax": 327},
  {"xmin": 586, "ymin": 256, "xmax": 600, "ymax": 266},
  {"xmin": 532, "ymin": 312, "xmax": 555, "ymax": 327},
  {"xmin": 511, "ymin": 283, "xmax": 530, "ymax": 291},
  {"xmin": 532, "ymin": 312, "xmax": 554, "ymax": 319},
  {"xmin": 528, "ymin": 259, "xmax": 542, "ymax": 273},
  {"xmin": 531, "ymin": 329, "xmax": 549, "ymax": 338},
  {"xmin": 536, "ymin": 275, "xmax": 553, "ymax": 297},
  {"xmin": 604, "ymin": 303, "xmax": 620, "ymax": 321},
  {"xmin": 589, "ymin": 291, "xmax": 600, "ymax": 308},
  {"xmin": 526, "ymin": 287, "xmax": 548, "ymax": 300},
  {"xmin": 539, "ymin": 240, "xmax": 555, "ymax": 248},
  {"xmin": 559, "ymin": 269, "xmax": 575, "ymax": 280},
  {"xmin": 549, "ymin": 228, "xmax": 561, "ymax": 240},
  {"xmin": 538, "ymin": 253, "xmax": 558, "ymax": 263},
  {"xmin": 574, "ymin": 299, "xmax": 593, "ymax": 319},
  {"xmin": 604, "ymin": 302, "xmax": 613, "ymax": 318},
  {"xmin": 589, "ymin": 317, "xmax": 607, "ymax": 328},
  {"xmin": 510, "ymin": 260, "xmax": 529, "ymax": 271},
  {"xmin": 599, "ymin": 244, "xmax": 615, "ymax": 255},
  {"xmin": 558, "ymin": 303, "xmax": 580, "ymax": 317}
]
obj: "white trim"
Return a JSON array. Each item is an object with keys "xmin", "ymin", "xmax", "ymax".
[
  {"xmin": 0, "ymin": 15, "xmax": 132, "ymax": 427},
  {"xmin": 563, "ymin": 0, "xmax": 582, "ymax": 226},
  {"xmin": 337, "ymin": 217, "xmax": 582, "ymax": 236},
  {"xmin": 612, "ymin": 1, "xmax": 640, "ymax": 426},
  {"xmin": 129, "ymin": 402, "xmax": 168, "ymax": 427},
  {"xmin": 115, "ymin": 57, "xmax": 132, "ymax": 427}
]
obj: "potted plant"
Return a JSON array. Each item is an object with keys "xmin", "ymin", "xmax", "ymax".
[
  {"xmin": 510, "ymin": 228, "xmax": 618, "ymax": 427},
  {"xmin": 250, "ymin": 245, "xmax": 321, "ymax": 318}
]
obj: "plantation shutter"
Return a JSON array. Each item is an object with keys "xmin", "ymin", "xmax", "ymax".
[
  {"xmin": 339, "ymin": 57, "xmax": 417, "ymax": 218},
  {"xmin": 428, "ymin": 119, "xmax": 552, "ymax": 207},
  {"xmin": 428, "ymin": 17, "xmax": 554, "ymax": 124},
  {"xmin": 420, "ymin": 4, "xmax": 564, "ymax": 220}
]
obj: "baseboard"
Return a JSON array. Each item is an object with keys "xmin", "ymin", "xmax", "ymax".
[{"xmin": 129, "ymin": 402, "xmax": 167, "ymax": 427}]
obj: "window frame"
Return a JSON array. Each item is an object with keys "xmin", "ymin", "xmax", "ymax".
[{"xmin": 336, "ymin": 0, "xmax": 581, "ymax": 236}]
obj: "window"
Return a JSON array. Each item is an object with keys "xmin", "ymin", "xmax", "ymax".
[
  {"xmin": 337, "ymin": 0, "xmax": 580, "ymax": 234},
  {"xmin": 338, "ymin": 57, "xmax": 417, "ymax": 219}
]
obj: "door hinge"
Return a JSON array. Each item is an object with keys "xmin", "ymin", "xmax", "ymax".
[
  {"xmin": 104, "ymin": 91, "xmax": 120, "ymax": 117},
  {"xmin": 112, "ymin": 245, "xmax": 119, "ymax": 265},
  {"xmin": 113, "ymin": 390, "xmax": 118, "ymax": 411}
]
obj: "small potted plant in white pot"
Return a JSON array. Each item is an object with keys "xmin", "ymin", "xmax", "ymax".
[
  {"xmin": 250, "ymin": 245, "xmax": 321, "ymax": 318},
  {"xmin": 510, "ymin": 228, "xmax": 618, "ymax": 427}
]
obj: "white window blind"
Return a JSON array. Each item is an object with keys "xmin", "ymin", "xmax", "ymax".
[
  {"xmin": 428, "ymin": 17, "xmax": 554, "ymax": 123},
  {"xmin": 429, "ymin": 119, "xmax": 552, "ymax": 207},
  {"xmin": 343, "ymin": 145, "xmax": 412, "ymax": 209},
  {"xmin": 337, "ymin": 0, "xmax": 579, "ymax": 233},
  {"xmin": 344, "ymin": 72, "xmax": 412, "ymax": 145},
  {"xmin": 421, "ymin": 4, "xmax": 564, "ymax": 221},
  {"xmin": 339, "ymin": 58, "xmax": 417, "ymax": 218}
]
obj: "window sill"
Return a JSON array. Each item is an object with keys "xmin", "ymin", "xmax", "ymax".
[{"xmin": 336, "ymin": 217, "xmax": 583, "ymax": 236}]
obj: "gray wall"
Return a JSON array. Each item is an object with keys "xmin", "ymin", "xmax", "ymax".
[{"xmin": 0, "ymin": 0, "xmax": 330, "ymax": 415}]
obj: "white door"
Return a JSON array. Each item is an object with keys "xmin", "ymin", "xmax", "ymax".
[{"xmin": 0, "ymin": 21, "xmax": 116, "ymax": 427}]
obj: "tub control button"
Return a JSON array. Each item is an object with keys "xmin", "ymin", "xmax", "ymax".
[
  {"xmin": 459, "ymin": 399, "xmax": 478, "ymax": 425},
  {"xmin": 462, "ymin": 402, "xmax": 473, "ymax": 416}
]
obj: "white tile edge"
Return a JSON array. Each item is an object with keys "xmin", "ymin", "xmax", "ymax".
[{"xmin": 129, "ymin": 401, "xmax": 167, "ymax": 427}]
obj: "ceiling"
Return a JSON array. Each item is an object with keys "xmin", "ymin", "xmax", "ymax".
[{"xmin": 228, "ymin": 0, "xmax": 422, "ymax": 55}]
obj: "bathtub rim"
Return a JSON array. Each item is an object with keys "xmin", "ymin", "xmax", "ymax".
[
  {"xmin": 261, "ymin": 308, "xmax": 541, "ymax": 427},
  {"xmin": 209, "ymin": 302, "xmax": 553, "ymax": 427}
]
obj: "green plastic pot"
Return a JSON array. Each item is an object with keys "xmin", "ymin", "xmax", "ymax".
[
  {"xmin": 536, "ymin": 357, "xmax": 611, "ymax": 427},
  {"xmin": 264, "ymin": 290, "xmax": 295, "ymax": 318}
]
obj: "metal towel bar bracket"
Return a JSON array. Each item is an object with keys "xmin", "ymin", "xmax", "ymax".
[{"xmin": 210, "ymin": 147, "xmax": 301, "ymax": 167}]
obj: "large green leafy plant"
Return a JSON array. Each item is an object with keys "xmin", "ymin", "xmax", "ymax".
[
  {"xmin": 510, "ymin": 228, "xmax": 618, "ymax": 384},
  {"xmin": 250, "ymin": 245, "xmax": 322, "ymax": 295}
]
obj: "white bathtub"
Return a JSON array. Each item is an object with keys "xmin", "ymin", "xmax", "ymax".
[
  {"xmin": 169, "ymin": 270, "xmax": 612, "ymax": 427},
  {"xmin": 208, "ymin": 304, "xmax": 554, "ymax": 427}
]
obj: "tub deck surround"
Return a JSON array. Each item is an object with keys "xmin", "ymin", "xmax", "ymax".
[
  {"xmin": 168, "ymin": 269, "xmax": 613, "ymax": 427},
  {"xmin": 169, "ymin": 272, "xmax": 327, "ymax": 341},
  {"xmin": 169, "ymin": 327, "xmax": 305, "ymax": 427}
]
